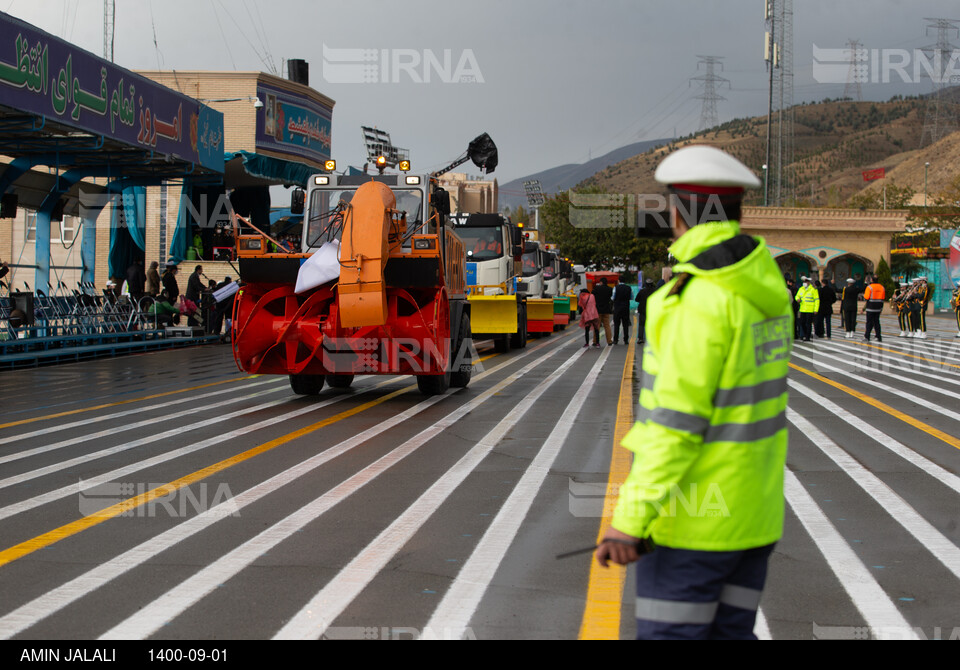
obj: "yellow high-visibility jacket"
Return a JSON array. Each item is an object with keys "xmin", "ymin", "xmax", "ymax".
[
  {"xmin": 796, "ymin": 284, "xmax": 819, "ymax": 314},
  {"xmin": 612, "ymin": 221, "xmax": 792, "ymax": 551}
]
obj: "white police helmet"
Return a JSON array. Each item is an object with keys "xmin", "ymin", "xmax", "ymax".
[{"xmin": 655, "ymin": 145, "xmax": 762, "ymax": 189}]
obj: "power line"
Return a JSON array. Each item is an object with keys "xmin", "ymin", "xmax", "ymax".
[
  {"xmin": 843, "ymin": 39, "xmax": 864, "ymax": 101},
  {"xmin": 210, "ymin": 3, "xmax": 238, "ymax": 70},
  {"xmin": 690, "ymin": 55, "xmax": 730, "ymax": 131},
  {"xmin": 919, "ymin": 17, "xmax": 960, "ymax": 147}
]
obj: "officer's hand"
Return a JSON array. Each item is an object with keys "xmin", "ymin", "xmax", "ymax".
[{"xmin": 595, "ymin": 527, "xmax": 642, "ymax": 567}]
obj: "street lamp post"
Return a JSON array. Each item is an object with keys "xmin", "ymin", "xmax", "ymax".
[
  {"xmin": 925, "ymin": 162, "xmax": 930, "ymax": 207},
  {"xmin": 762, "ymin": 164, "xmax": 768, "ymax": 206}
]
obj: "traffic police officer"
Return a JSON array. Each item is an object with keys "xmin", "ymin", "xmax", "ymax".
[
  {"xmin": 795, "ymin": 277, "xmax": 819, "ymax": 342},
  {"xmin": 595, "ymin": 145, "xmax": 792, "ymax": 640}
]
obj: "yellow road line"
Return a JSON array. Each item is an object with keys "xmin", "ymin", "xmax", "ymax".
[
  {"xmin": 0, "ymin": 385, "xmax": 412, "ymax": 569},
  {"xmin": 789, "ymin": 362, "xmax": 960, "ymax": 451},
  {"xmin": 0, "ymin": 376, "xmax": 258, "ymax": 431},
  {"xmin": 853, "ymin": 341, "xmax": 960, "ymax": 370},
  {"xmin": 579, "ymin": 326, "xmax": 637, "ymax": 640}
]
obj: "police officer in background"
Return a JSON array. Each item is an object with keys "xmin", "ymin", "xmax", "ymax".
[
  {"xmin": 840, "ymin": 277, "xmax": 858, "ymax": 338},
  {"xmin": 596, "ymin": 146, "xmax": 792, "ymax": 640},
  {"xmin": 795, "ymin": 277, "xmax": 819, "ymax": 342},
  {"xmin": 862, "ymin": 274, "xmax": 886, "ymax": 342}
]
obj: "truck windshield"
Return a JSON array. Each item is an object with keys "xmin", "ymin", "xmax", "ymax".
[
  {"xmin": 522, "ymin": 250, "xmax": 540, "ymax": 277},
  {"xmin": 305, "ymin": 188, "xmax": 425, "ymax": 250},
  {"xmin": 457, "ymin": 227, "xmax": 503, "ymax": 261}
]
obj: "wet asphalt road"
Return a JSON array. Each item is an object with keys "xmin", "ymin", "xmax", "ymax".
[{"xmin": 0, "ymin": 312, "xmax": 959, "ymax": 641}]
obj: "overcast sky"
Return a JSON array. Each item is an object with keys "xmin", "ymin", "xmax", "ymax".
[{"xmin": 5, "ymin": 0, "xmax": 960, "ymax": 189}]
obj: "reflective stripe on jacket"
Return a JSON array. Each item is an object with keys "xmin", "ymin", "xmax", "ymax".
[{"xmin": 863, "ymin": 282, "xmax": 886, "ymax": 313}]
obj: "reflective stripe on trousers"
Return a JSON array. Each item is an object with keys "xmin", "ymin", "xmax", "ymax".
[{"xmin": 634, "ymin": 543, "xmax": 776, "ymax": 640}]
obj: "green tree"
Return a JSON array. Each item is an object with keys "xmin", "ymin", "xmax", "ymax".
[
  {"xmin": 539, "ymin": 188, "xmax": 670, "ymax": 270},
  {"xmin": 890, "ymin": 253, "xmax": 925, "ymax": 281},
  {"xmin": 875, "ymin": 257, "xmax": 894, "ymax": 298},
  {"xmin": 505, "ymin": 204, "xmax": 529, "ymax": 227}
]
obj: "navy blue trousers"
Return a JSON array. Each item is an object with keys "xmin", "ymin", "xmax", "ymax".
[{"xmin": 634, "ymin": 543, "xmax": 776, "ymax": 640}]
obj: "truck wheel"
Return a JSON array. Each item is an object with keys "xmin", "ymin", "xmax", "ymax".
[
  {"xmin": 450, "ymin": 313, "xmax": 472, "ymax": 388},
  {"xmin": 510, "ymin": 305, "xmax": 528, "ymax": 349},
  {"xmin": 326, "ymin": 374, "xmax": 354, "ymax": 389},
  {"xmin": 290, "ymin": 374, "xmax": 325, "ymax": 395},
  {"xmin": 417, "ymin": 372, "xmax": 450, "ymax": 395}
]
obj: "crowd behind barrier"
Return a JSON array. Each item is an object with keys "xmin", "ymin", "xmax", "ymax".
[{"xmin": 0, "ymin": 279, "xmax": 223, "ymax": 368}]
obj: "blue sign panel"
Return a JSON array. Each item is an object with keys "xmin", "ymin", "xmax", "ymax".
[
  {"xmin": 257, "ymin": 82, "xmax": 332, "ymax": 165},
  {"xmin": 0, "ymin": 11, "xmax": 224, "ymax": 172}
]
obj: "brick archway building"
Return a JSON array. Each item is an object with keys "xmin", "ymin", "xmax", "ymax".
[{"xmin": 740, "ymin": 207, "xmax": 907, "ymax": 283}]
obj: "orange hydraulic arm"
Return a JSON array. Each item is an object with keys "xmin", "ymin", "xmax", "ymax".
[{"xmin": 337, "ymin": 181, "xmax": 399, "ymax": 328}]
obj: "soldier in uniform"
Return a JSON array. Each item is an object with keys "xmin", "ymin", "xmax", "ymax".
[
  {"xmin": 910, "ymin": 277, "xmax": 928, "ymax": 339},
  {"xmin": 894, "ymin": 283, "xmax": 910, "ymax": 337}
]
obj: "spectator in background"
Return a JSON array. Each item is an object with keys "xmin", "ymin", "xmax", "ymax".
[
  {"xmin": 612, "ymin": 275, "xmax": 633, "ymax": 344},
  {"xmin": 840, "ymin": 277, "xmax": 858, "ymax": 338},
  {"xmin": 211, "ymin": 276, "xmax": 239, "ymax": 342},
  {"xmin": 145, "ymin": 261, "xmax": 161, "ymax": 297},
  {"xmin": 578, "ymin": 287, "xmax": 600, "ymax": 349},
  {"xmin": 161, "ymin": 262, "xmax": 180, "ymax": 303},
  {"xmin": 592, "ymin": 277, "xmax": 614, "ymax": 346},
  {"xmin": 147, "ymin": 289, "xmax": 181, "ymax": 327},
  {"xmin": 125, "ymin": 259, "xmax": 146, "ymax": 304},
  {"xmin": 655, "ymin": 267, "xmax": 673, "ymax": 289},
  {"xmin": 0, "ymin": 260, "xmax": 9, "ymax": 282},
  {"xmin": 186, "ymin": 265, "xmax": 204, "ymax": 304},
  {"xmin": 815, "ymin": 278, "xmax": 836, "ymax": 339}
]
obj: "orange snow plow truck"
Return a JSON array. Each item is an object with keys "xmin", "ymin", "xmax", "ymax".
[{"xmin": 231, "ymin": 133, "xmax": 498, "ymax": 396}]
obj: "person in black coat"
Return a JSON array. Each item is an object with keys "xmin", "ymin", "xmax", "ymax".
[
  {"xmin": 815, "ymin": 279, "xmax": 836, "ymax": 339},
  {"xmin": 840, "ymin": 277, "xmax": 859, "ymax": 338},
  {"xmin": 161, "ymin": 263, "xmax": 180, "ymax": 303},
  {"xmin": 592, "ymin": 277, "xmax": 614, "ymax": 346},
  {"xmin": 611, "ymin": 276, "xmax": 633, "ymax": 344},
  {"xmin": 635, "ymin": 279, "xmax": 656, "ymax": 344},
  {"xmin": 125, "ymin": 260, "xmax": 146, "ymax": 304},
  {"xmin": 186, "ymin": 265, "xmax": 204, "ymax": 304},
  {"xmin": 785, "ymin": 276, "xmax": 800, "ymax": 339}
]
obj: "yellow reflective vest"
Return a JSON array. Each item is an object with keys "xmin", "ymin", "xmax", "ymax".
[
  {"xmin": 796, "ymin": 284, "xmax": 819, "ymax": 314},
  {"xmin": 612, "ymin": 221, "xmax": 792, "ymax": 551}
]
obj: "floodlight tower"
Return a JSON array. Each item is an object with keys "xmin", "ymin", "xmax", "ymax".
[
  {"xmin": 103, "ymin": 0, "xmax": 115, "ymax": 62},
  {"xmin": 360, "ymin": 126, "xmax": 409, "ymax": 173}
]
